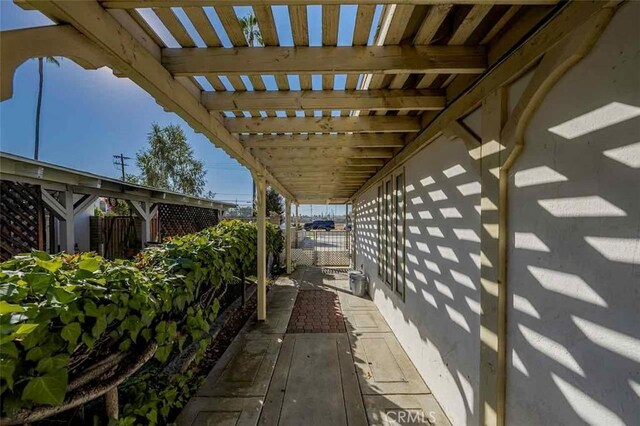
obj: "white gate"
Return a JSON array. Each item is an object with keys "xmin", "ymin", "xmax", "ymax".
[{"xmin": 291, "ymin": 230, "xmax": 351, "ymax": 267}]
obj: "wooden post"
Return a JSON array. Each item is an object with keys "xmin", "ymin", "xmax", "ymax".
[
  {"xmin": 255, "ymin": 174, "xmax": 267, "ymax": 321},
  {"xmin": 128, "ymin": 201, "xmax": 152, "ymax": 249},
  {"xmin": 285, "ymin": 199, "xmax": 292, "ymax": 274},
  {"xmin": 59, "ymin": 188, "xmax": 75, "ymax": 253},
  {"xmin": 351, "ymin": 200, "xmax": 357, "ymax": 267},
  {"xmin": 479, "ymin": 89, "xmax": 507, "ymax": 426}
]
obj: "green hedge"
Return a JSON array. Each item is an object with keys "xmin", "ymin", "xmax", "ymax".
[{"xmin": 0, "ymin": 220, "xmax": 283, "ymax": 422}]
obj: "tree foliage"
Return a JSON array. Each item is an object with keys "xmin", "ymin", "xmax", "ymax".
[
  {"xmin": 266, "ymin": 187, "xmax": 283, "ymax": 217},
  {"xmin": 239, "ymin": 13, "xmax": 262, "ymax": 47},
  {"xmin": 133, "ymin": 124, "xmax": 206, "ymax": 196}
]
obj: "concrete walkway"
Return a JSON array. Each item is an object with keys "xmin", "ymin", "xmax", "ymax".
[{"xmin": 177, "ymin": 267, "xmax": 450, "ymax": 426}]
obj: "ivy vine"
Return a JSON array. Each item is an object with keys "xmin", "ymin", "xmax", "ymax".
[{"xmin": 0, "ymin": 220, "xmax": 283, "ymax": 423}]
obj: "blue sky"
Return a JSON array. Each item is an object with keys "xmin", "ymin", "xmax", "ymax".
[{"xmin": 0, "ymin": 2, "xmax": 378, "ymax": 215}]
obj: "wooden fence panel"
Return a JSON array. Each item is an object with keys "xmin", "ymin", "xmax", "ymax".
[{"xmin": 0, "ymin": 181, "xmax": 43, "ymax": 261}]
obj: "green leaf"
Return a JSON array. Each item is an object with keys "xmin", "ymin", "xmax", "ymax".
[
  {"xmin": 50, "ymin": 287, "xmax": 77, "ymax": 304},
  {"xmin": 32, "ymin": 250, "xmax": 51, "ymax": 261},
  {"xmin": 61, "ymin": 323, "xmax": 81, "ymax": 348},
  {"xmin": 0, "ymin": 358, "xmax": 16, "ymax": 390},
  {"xmin": 84, "ymin": 300, "xmax": 99, "ymax": 317},
  {"xmin": 78, "ymin": 257, "xmax": 100, "ymax": 273},
  {"xmin": 118, "ymin": 339, "xmax": 131, "ymax": 351},
  {"xmin": 21, "ymin": 370, "xmax": 68, "ymax": 406},
  {"xmin": 141, "ymin": 328, "xmax": 152, "ymax": 342},
  {"xmin": 35, "ymin": 258, "xmax": 63, "ymax": 273},
  {"xmin": 92, "ymin": 316, "xmax": 107, "ymax": 338},
  {"xmin": 24, "ymin": 273, "xmax": 54, "ymax": 293},
  {"xmin": 15, "ymin": 323, "xmax": 39, "ymax": 335},
  {"xmin": 154, "ymin": 344, "xmax": 172, "ymax": 363},
  {"xmin": 0, "ymin": 301, "xmax": 24, "ymax": 314},
  {"xmin": 36, "ymin": 354, "xmax": 69, "ymax": 373},
  {"xmin": 59, "ymin": 308, "xmax": 76, "ymax": 324},
  {"xmin": 82, "ymin": 332, "xmax": 96, "ymax": 349},
  {"xmin": 26, "ymin": 344, "xmax": 55, "ymax": 362},
  {"xmin": 146, "ymin": 409, "xmax": 158, "ymax": 424},
  {"xmin": 2, "ymin": 342, "xmax": 19, "ymax": 358}
]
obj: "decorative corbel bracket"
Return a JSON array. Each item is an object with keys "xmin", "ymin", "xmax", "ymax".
[{"xmin": 1, "ymin": 25, "xmax": 111, "ymax": 101}]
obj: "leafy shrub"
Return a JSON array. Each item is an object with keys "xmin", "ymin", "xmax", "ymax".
[{"xmin": 0, "ymin": 220, "xmax": 283, "ymax": 422}]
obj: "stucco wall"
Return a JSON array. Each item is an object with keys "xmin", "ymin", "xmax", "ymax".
[
  {"xmin": 506, "ymin": 3, "xmax": 640, "ymax": 425},
  {"xmin": 353, "ymin": 4, "xmax": 638, "ymax": 425},
  {"xmin": 355, "ymin": 135, "xmax": 481, "ymax": 426}
]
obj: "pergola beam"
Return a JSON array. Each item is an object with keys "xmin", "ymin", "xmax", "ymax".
[
  {"xmin": 18, "ymin": 0, "xmax": 295, "ymax": 202},
  {"xmin": 261, "ymin": 158, "xmax": 384, "ymax": 167},
  {"xmin": 100, "ymin": 1, "xmax": 559, "ymax": 8},
  {"xmin": 252, "ymin": 148, "xmax": 394, "ymax": 159},
  {"xmin": 225, "ymin": 116, "xmax": 420, "ymax": 134},
  {"xmin": 240, "ymin": 134, "xmax": 405, "ymax": 149},
  {"xmin": 202, "ymin": 89, "xmax": 445, "ymax": 112},
  {"xmin": 163, "ymin": 46, "xmax": 487, "ymax": 76}
]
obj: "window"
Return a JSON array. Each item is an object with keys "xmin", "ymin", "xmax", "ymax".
[
  {"xmin": 376, "ymin": 173, "xmax": 406, "ymax": 299},
  {"xmin": 385, "ymin": 179, "xmax": 393, "ymax": 287},
  {"xmin": 377, "ymin": 185, "xmax": 382, "ymax": 277},
  {"xmin": 394, "ymin": 173, "xmax": 405, "ymax": 297}
]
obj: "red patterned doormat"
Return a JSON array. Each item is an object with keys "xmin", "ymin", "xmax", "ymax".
[{"xmin": 287, "ymin": 290, "xmax": 346, "ymax": 333}]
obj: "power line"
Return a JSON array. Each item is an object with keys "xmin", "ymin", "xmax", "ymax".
[{"xmin": 113, "ymin": 153, "xmax": 132, "ymax": 181}]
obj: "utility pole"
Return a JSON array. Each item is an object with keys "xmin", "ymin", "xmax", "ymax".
[{"xmin": 113, "ymin": 153, "xmax": 132, "ymax": 181}]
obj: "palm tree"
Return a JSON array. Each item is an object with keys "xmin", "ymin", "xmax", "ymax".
[
  {"xmin": 240, "ymin": 13, "xmax": 263, "ymax": 211},
  {"xmin": 34, "ymin": 56, "xmax": 60, "ymax": 160},
  {"xmin": 239, "ymin": 13, "xmax": 263, "ymax": 47}
]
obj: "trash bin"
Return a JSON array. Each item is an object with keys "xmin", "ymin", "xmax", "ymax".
[{"xmin": 349, "ymin": 270, "xmax": 368, "ymax": 297}]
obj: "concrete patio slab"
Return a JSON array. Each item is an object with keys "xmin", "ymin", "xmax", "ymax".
[
  {"xmin": 338, "ymin": 291, "xmax": 378, "ymax": 311},
  {"xmin": 363, "ymin": 394, "xmax": 451, "ymax": 426},
  {"xmin": 266, "ymin": 289, "xmax": 297, "ymax": 311},
  {"xmin": 196, "ymin": 333, "xmax": 282, "ymax": 397},
  {"xmin": 343, "ymin": 310, "xmax": 392, "ymax": 333},
  {"xmin": 177, "ymin": 397, "xmax": 263, "ymax": 426},
  {"xmin": 260, "ymin": 333, "xmax": 367, "ymax": 426},
  {"xmin": 244, "ymin": 308, "xmax": 293, "ymax": 336},
  {"xmin": 350, "ymin": 332, "xmax": 430, "ymax": 395}
]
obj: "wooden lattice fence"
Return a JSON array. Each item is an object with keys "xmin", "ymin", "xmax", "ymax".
[
  {"xmin": 0, "ymin": 181, "xmax": 44, "ymax": 261},
  {"xmin": 158, "ymin": 204, "xmax": 219, "ymax": 240}
]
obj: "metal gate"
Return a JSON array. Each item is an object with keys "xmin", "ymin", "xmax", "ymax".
[{"xmin": 292, "ymin": 230, "xmax": 351, "ymax": 267}]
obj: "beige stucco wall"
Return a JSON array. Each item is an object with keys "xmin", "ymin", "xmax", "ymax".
[
  {"xmin": 505, "ymin": 2, "xmax": 640, "ymax": 424},
  {"xmin": 355, "ymin": 134, "xmax": 482, "ymax": 426},
  {"xmin": 354, "ymin": 4, "xmax": 639, "ymax": 425}
]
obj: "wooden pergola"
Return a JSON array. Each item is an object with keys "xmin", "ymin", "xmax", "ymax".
[
  {"xmin": 3, "ymin": 0, "xmax": 563, "ymax": 205},
  {"xmin": 0, "ymin": 1, "xmax": 618, "ymax": 424}
]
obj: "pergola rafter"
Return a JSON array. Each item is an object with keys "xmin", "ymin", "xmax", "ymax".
[
  {"xmin": 162, "ymin": 45, "xmax": 488, "ymax": 76},
  {"xmin": 202, "ymin": 89, "xmax": 446, "ymax": 112},
  {"xmin": 225, "ymin": 116, "xmax": 421, "ymax": 134},
  {"xmin": 97, "ymin": 0, "xmax": 560, "ymax": 7},
  {"xmin": 240, "ymin": 134, "xmax": 406, "ymax": 149}
]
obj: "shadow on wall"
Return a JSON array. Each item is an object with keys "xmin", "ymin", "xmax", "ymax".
[
  {"xmin": 354, "ymin": 4, "xmax": 640, "ymax": 425},
  {"xmin": 355, "ymin": 134, "xmax": 482, "ymax": 426},
  {"xmin": 506, "ymin": 3, "xmax": 640, "ymax": 424}
]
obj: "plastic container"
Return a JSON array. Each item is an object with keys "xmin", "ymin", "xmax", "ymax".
[{"xmin": 349, "ymin": 270, "xmax": 368, "ymax": 297}]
